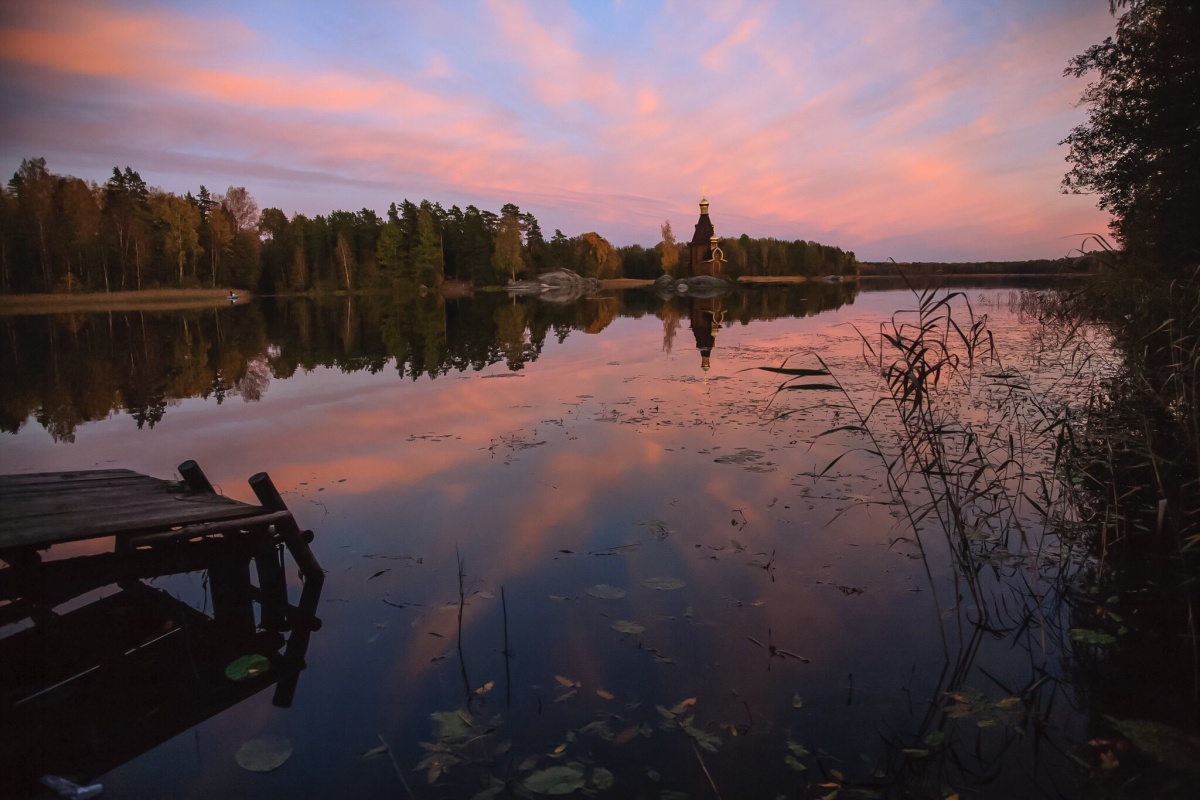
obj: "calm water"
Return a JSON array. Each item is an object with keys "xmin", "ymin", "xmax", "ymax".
[{"xmin": 0, "ymin": 280, "xmax": 1137, "ymax": 798}]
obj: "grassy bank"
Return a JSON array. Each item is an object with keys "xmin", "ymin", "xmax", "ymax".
[{"xmin": 0, "ymin": 288, "xmax": 250, "ymax": 315}]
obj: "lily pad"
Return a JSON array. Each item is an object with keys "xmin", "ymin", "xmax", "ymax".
[
  {"xmin": 590, "ymin": 766, "xmax": 615, "ymax": 790},
  {"xmin": 643, "ymin": 577, "xmax": 686, "ymax": 590},
  {"xmin": 522, "ymin": 765, "xmax": 586, "ymax": 795},
  {"xmin": 235, "ymin": 737, "xmax": 292, "ymax": 772},
  {"xmin": 1070, "ymin": 628, "xmax": 1116, "ymax": 645},
  {"xmin": 586, "ymin": 584, "xmax": 626, "ymax": 600},
  {"xmin": 612, "ymin": 620, "xmax": 646, "ymax": 634},
  {"xmin": 225, "ymin": 654, "xmax": 271, "ymax": 681}
]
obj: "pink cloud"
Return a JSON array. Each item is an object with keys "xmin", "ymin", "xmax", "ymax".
[{"xmin": 0, "ymin": 0, "xmax": 1118, "ymax": 260}]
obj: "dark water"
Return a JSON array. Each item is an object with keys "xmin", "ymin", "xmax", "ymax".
[{"xmin": 0, "ymin": 280, "xmax": 1182, "ymax": 798}]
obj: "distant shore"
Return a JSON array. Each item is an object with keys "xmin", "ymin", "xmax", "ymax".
[
  {"xmin": 1, "ymin": 270, "xmax": 1083, "ymax": 314},
  {"xmin": 0, "ymin": 288, "xmax": 248, "ymax": 314}
]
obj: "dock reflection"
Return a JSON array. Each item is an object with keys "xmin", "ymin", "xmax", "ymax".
[{"xmin": 0, "ymin": 531, "xmax": 322, "ymax": 797}]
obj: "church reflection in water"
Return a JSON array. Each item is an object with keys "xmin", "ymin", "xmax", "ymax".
[{"xmin": 688, "ymin": 295, "xmax": 726, "ymax": 374}]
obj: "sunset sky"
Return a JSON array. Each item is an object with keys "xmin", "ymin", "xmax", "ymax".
[{"xmin": 0, "ymin": 0, "xmax": 1118, "ymax": 261}]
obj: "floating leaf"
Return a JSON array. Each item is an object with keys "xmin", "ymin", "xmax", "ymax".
[
  {"xmin": 612, "ymin": 620, "xmax": 646, "ymax": 634},
  {"xmin": 756, "ymin": 366, "xmax": 832, "ymax": 378},
  {"xmin": 579, "ymin": 720, "xmax": 614, "ymax": 740},
  {"xmin": 643, "ymin": 577, "xmax": 686, "ymax": 591},
  {"xmin": 669, "ymin": 697, "xmax": 697, "ymax": 714},
  {"xmin": 430, "ymin": 710, "xmax": 475, "ymax": 740},
  {"xmin": 521, "ymin": 765, "xmax": 586, "ymax": 795},
  {"xmin": 614, "ymin": 726, "xmax": 640, "ymax": 745},
  {"xmin": 1105, "ymin": 716, "xmax": 1200, "ymax": 772},
  {"xmin": 235, "ymin": 737, "xmax": 292, "ymax": 772},
  {"xmin": 361, "ymin": 742, "xmax": 388, "ymax": 758},
  {"xmin": 586, "ymin": 584, "xmax": 626, "ymax": 600},
  {"xmin": 590, "ymin": 766, "xmax": 615, "ymax": 790},
  {"xmin": 792, "ymin": 692, "xmax": 804, "ymax": 708},
  {"xmin": 225, "ymin": 654, "xmax": 271, "ymax": 681},
  {"xmin": 785, "ymin": 755, "xmax": 807, "ymax": 772},
  {"xmin": 680, "ymin": 716, "xmax": 721, "ymax": 752},
  {"xmin": 469, "ymin": 780, "xmax": 506, "ymax": 800},
  {"xmin": 474, "ymin": 680, "xmax": 495, "ymax": 695},
  {"xmin": 1070, "ymin": 628, "xmax": 1116, "ymax": 645}
]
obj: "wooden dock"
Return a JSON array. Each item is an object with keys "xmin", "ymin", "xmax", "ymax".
[
  {"xmin": 0, "ymin": 461, "xmax": 323, "ymax": 579},
  {"xmin": 0, "ymin": 461, "xmax": 324, "ymax": 797}
]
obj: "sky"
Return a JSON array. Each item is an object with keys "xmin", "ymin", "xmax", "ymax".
[{"xmin": 0, "ymin": 0, "xmax": 1119, "ymax": 262}]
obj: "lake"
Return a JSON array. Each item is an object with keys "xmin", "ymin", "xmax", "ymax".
[{"xmin": 0, "ymin": 278, "xmax": 1175, "ymax": 798}]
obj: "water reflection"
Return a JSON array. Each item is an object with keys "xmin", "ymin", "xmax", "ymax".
[
  {"xmin": 0, "ymin": 529, "xmax": 322, "ymax": 797},
  {"xmin": 3, "ymin": 282, "xmax": 1159, "ymax": 798},
  {"xmin": 0, "ymin": 282, "xmax": 858, "ymax": 441}
]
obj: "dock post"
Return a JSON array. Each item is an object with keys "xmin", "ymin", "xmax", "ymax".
[
  {"xmin": 249, "ymin": 472, "xmax": 325, "ymax": 587},
  {"xmin": 178, "ymin": 460, "xmax": 216, "ymax": 494},
  {"xmin": 272, "ymin": 577, "xmax": 323, "ymax": 708},
  {"xmin": 254, "ymin": 539, "xmax": 289, "ymax": 632}
]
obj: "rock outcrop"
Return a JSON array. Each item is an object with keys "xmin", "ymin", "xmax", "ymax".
[{"xmin": 506, "ymin": 270, "xmax": 603, "ymax": 303}]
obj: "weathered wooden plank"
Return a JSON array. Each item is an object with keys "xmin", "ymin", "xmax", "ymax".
[
  {"xmin": 0, "ymin": 469, "xmax": 267, "ymax": 551},
  {"xmin": 0, "ymin": 470, "xmax": 146, "ymax": 491}
]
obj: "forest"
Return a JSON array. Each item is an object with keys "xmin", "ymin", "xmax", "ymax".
[{"xmin": 0, "ymin": 158, "xmax": 859, "ymax": 296}]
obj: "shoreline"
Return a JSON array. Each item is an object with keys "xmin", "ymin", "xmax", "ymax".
[
  {"xmin": 1, "ymin": 272, "xmax": 1086, "ymax": 314},
  {"xmin": 0, "ymin": 288, "xmax": 250, "ymax": 314}
]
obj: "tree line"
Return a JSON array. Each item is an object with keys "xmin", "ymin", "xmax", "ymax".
[{"xmin": 1, "ymin": 156, "xmax": 859, "ymax": 295}]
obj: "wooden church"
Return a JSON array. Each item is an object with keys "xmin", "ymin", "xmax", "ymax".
[{"xmin": 687, "ymin": 195, "xmax": 726, "ymax": 278}]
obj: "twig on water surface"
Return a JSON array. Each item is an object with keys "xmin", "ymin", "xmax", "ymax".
[
  {"xmin": 747, "ymin": 629, "xmax": 810, "ymax": 663},
  {"xmin": 691, "ymin": 740, "xmax": 724, "ymax": 800},
  {"xmin": 502, "ymin": 584, "xmax": 513, "ymax": 708},
  {"xmin": 456, "ymin": 547, "xmax": 472, "ymax": 706},
  {"xmin": 376, "ymin": 731, "xmax": 417, "ymax": 800}
]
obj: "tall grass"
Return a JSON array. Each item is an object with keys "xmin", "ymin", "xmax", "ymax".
[
  {"xmin": 759, "ymin": 278, "xmax": 1106, "ymax": 796},
  {"xmin": 766, "ymin": 281, "xmax": 1089, "ymax": 635},
  {"xmin": 1043, "ymin": 266, "xmax": 1200, "ymax": 556}
]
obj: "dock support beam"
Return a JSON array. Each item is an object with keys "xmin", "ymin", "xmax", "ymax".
[{"xmin": 249, "ymin": 472, "xmax": 325, "ymax": 588}]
